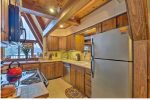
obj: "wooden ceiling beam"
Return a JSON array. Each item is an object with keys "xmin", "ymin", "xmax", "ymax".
[
  {"xmin": 36, "ymin": 16, "xmax": 46, "ymax": 30},
  {"xmin": 67, "ymin": 18, "xmax": 81, "ymax": 26},
  {"xmin": 22, "ymin": 13, "xmax": 43, "ymax": 50},
  {"xmin": 20, "ymin": 7, "xmax": 55, "ymax": 19},
  {"xmin": 43, "ymin": 0, "xmax": 90, "ymax": 36}
]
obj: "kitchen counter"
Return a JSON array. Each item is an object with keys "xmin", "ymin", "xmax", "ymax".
[
  {"xmin": 39, "ymin": 59, "xmax": 91, "ymax": 69},
  {"xmin": 2, "ymin": 59, "xmax": 91, "ymax": 69}
]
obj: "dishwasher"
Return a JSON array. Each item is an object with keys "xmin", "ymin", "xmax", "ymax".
[{"xmin": 62, "ymin": 63, "xmax": 71, "ymax": 84}]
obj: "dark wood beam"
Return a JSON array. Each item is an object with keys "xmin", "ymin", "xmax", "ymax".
[
  {"xmin": 36, "ymin": 16, "xmax": 46, "ymax": 30},
  {"xmin": 22, "ymin": 13, "xmax": 43, "ymax": 50},
  {"xmin": 43, "ymin": 0, "xmax": 90, "ymax": 36}
]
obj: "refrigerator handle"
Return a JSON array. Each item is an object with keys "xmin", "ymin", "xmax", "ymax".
[
  {"xmin": 91, "ymin": 37, "xmax": 95, "ymax": 78},
  {"xmin": 91, "ymin": 37, "xmax": 94, "ymax": 58}
]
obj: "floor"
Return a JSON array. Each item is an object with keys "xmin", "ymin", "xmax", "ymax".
[{"xmin": 47, "ymin": 78, "xmax": 72, "ymax": 98}]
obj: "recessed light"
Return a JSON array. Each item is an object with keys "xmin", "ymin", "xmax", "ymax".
[
  {"xmin": 59, "ymin": 25, "xmax": 63, "ymax": 28},
  {"xmin": 49, "ymin": 8, "xmax": 55, "ymax": 13}
]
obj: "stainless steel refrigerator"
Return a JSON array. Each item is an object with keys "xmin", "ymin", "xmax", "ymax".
[{"xmin": 91, "ymin": 28, "xmax": 133, "ymax": 98}]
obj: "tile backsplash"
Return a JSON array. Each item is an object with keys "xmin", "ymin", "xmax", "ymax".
[{"xmin": 43, "ymin": 50, "xmax": 91, "ymax": 61}]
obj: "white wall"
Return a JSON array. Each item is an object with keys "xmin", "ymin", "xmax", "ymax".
[{"xmin": 71, "ymin": 0, "xmax": 127, "ymax": 33}]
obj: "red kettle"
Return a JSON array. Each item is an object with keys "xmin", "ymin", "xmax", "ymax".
[{"xmin": 7, "ymin": 61, "xmax": 22, "ymax": 83}]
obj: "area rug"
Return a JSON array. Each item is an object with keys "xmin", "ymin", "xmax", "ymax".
[{"xmin": 65, "ymin": 87, "xmax": 84, "ymax": 98}]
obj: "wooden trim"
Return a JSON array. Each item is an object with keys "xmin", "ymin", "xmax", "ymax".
[
  {"xmin": 126, "ymin": 0, "xmax": 148, "ymax": 41},
  {"xmin": 133, "ymin": 40, "xmax": 148, "ymax": 97},
  {"xmin": 126, "ymin": 0, "xmax": 149, "ymax": 98}
]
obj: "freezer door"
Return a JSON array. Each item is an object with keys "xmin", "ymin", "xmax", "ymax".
[
  {"xmin": 93, "ymin": 28, "xmax": 132, "ymax": 61},
  {"xmin": 92, "ymin": 59, "xmax": 132, "ymax": 98}
]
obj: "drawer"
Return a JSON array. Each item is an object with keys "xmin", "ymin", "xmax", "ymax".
[
  {"xmin": 85, "ymin": 85, "xmax": 91, "ymax": 97},
  {"xmin": 85, "ymin": 73, "xmax": 91, "ymax": 86},
  {"xmin": 23, "ymin": 64, "xmax": 40, "ymax": 70}
]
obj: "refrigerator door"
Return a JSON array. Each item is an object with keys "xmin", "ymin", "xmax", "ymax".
[
  {"xmin": 93, "ymin": 28, "xmax": 132, "ymax": 61},
  {"xmin": 92, "ymin": 59, "xmax": 132, "ymax": 98}
]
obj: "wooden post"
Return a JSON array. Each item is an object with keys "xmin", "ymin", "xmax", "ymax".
[{"xmin": 126, "ymin": 0, "xmax": 149, "ymax": 98}]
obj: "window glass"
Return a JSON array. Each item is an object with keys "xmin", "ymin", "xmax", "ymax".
[{"xmin": 20, "ymin": 16, "xmax": 35, "ymax": 40}]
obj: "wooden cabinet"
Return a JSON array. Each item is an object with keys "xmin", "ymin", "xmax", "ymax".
[
  {"xmin": 85, "ymin": 69, "xmax": 91, "ymax": 97},
  {"xmin": 117, "ymin": 13, "xmax": 128, "ymax": 27},
  {"xmin": 67, "ymin": 34, "xmax": 75, "ymax": 50},
  {"xmin": 70, "ymin": 65, "xmax": 76, "ymax": 86},
  {"xmin": 47, "ymin": 36, "xmax": 59, "ymax": 51},
  {"xmin": 102, "ymin": 17, "xmax": 117, "ymax": 32},
  {"xmin": 40, "ymin": 62, "xmax": 64, "ymax": 80},
  {"xmin": 22, "ymin": 63, "xmax": 40, "ymax": 71},
  {"xmin": 70, "ymin": 64, "xmax": 85, "ymax": 93},
  {"xmin": 75, "ymin": 35, "xmax": 84, "ymax": 52},
  {"xmin": 40, "ymin": 62, "xmax": 55, "ymax": 79},
  {"xmin": 59, "ymin": 37, "xmax": 67, "ymax": 50},
  {"xmin": 54, "ymin": 62, "xmax": 64, "ymax": 78},
  {"xmin": 1, "ymin": 0, "xmax": 9, "ymax": 41}
]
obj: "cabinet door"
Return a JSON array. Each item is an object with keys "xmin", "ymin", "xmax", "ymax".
[
  {"xmin": 40, "ymin": 63, "xmax": 55, "ymax": 80},
  {"xmin": 76, "ymin": 66, "xmax": 85, "ymax": 93},
  {"xmin": 59, "ymin": 37, "xmax": 67, "ymax": 50},
  {"xmin": 54, "ymin": 62, "xmax": 64, "ymax": 78},
  {"xmin": 1, "ymin": 0, "xmax": 9, "ymax": 41},
  {"xmin": 70, "ymin": 65, "xmax": 76, "ymax": 87},
  {"xmin": 23, "ymin": 63, "xmax": 40, "ymax": 71},
  {"xmin": 117, "ymin": 13, "xmax": 128, "ymax": 27},
  {"xmin": 102, "ymin": 18, "xmax": 116, "ymax": 32},
  {"xmin": 40, "ymin": 63, "xmax": 47, "ymax": 78},
  {"xmin": 47, "ymin": 63, "xmax": 55, "ymax": 79},
  {"xmin": 67, "ymin": 35, "xmax": 75, "ymax": 50},
  {"xmin": 75, "ymin": 35, "xmax": 84, "ymax": 52},
  {"xmin": 47, "ymin": 36, "xmax": 59, "ymax": 51}
]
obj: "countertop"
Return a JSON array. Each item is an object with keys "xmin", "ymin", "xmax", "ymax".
[{"xmin": 2, "ymin": 59, "xmax": 91, "ymax": 69}]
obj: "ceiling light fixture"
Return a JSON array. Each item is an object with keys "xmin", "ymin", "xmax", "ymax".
[
  {"xmin": 49, "ymin": 8, "xmax": 55, "ymax": 13},
  {"xmin": 59, "ymin": 25, "xmax": 64, "ymax": 28}
]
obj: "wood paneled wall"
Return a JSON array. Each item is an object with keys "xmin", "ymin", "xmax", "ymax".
[{"xmin": 126, "ymin": 0, "xmax": 149, "ymax": 98}]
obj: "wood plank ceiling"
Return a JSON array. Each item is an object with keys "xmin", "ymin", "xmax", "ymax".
[
  {"xmin": 19, "ymin": 0, "xmax": 111, "ymax": 48},
  {"xmin": 21, "ymin": 0, "xmax": 111, "ymax": 31}
]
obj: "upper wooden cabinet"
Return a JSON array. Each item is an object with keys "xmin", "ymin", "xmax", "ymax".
[
  {"xmin": 75, "ymin": 35, "xmax": 84, "ymax": 52},
  {"xmin": 117, "ymin": 13, "xmax": 128, "ymax": 27},
  {"xmin": 46, "ymin": 34, "xmax": 84, "ymax": 51},
  {"xmin": 102, "ymin": 17, "xmax": 117, "ymax": 32},
  {"xmin": 67, "ymin": 34, "xmax": 75, "ymax": 50},
  {"xmin": 1, "ymin": 0, "xmax": 9, "ymax": 41},
  {"xmin": 59, "ymin": 37, "xmax": 67, "ymax": 50},
  {"xmin": 46, "ymin": 36, "xmax": 59, "ymax": 51}
]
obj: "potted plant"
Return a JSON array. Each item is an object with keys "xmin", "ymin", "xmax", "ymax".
[{"xmin": 21, "ymin": 44, "xmax": 32, "ymax": 60}]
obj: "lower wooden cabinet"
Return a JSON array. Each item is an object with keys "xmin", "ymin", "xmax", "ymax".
[
  {"xmin": 70, "ymin": 64, "xmax": 85, "ymax": 94},
  {"xmin": 85, "ymin": 69, "xmax": 91, "ymax": 97},
  {"xmin": 40, "ymin": 62, "xmax": 55, "ymax": 80},
  {"xmin": 54, "ymin": 62, "xmax": 64, "ymax": 78},
  {"xmin": 22, "ymin": 63, "xmax": 40, "ymax": 71},
  {"xmin": 40, "ymin": 62, "xmax": 64, "ymax": 80},
  {"xmin": 70, "ymin": 65, "xmax": 91, "ymax": 97}
]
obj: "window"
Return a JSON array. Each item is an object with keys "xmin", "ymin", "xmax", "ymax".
[{"xmin": 4, "ymin": 16, "xmax": 42, "ymax": 59}]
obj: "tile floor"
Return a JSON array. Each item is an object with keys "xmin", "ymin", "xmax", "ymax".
[{"xmin": 47, "ymin": 78, "xmax": 72, "ymax": 98}]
